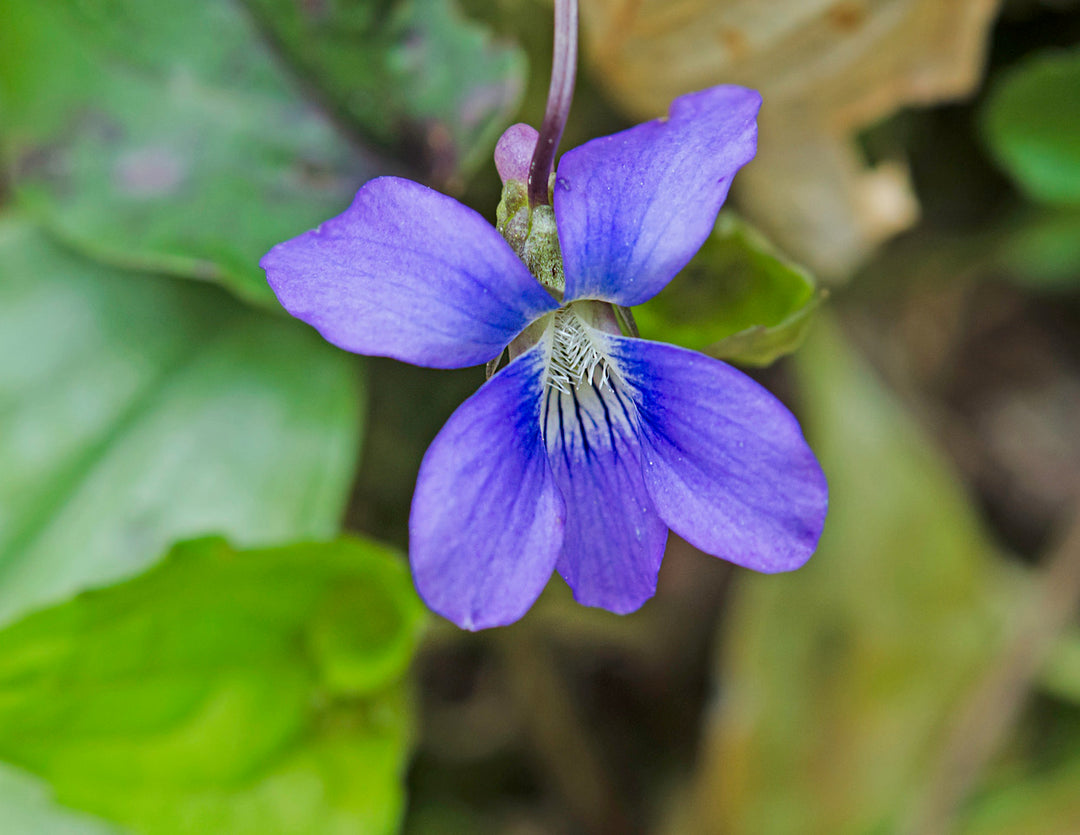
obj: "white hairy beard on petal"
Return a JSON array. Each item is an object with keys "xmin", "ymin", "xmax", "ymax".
[{"xmin": 545, "ymin": 305, "xmax": 621, "ymax": 394}]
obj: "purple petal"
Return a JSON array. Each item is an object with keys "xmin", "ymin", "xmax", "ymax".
[
  {"xmin": 554, "ymin": 86, "xmax": 760, "ymax": 307},
  {"xmin": 608, "ymin": 336, "xmax": 827, "ymax": 572},
  {"xmin": 410, "ymin": 346, "xmax": 564, "ymax": 629},
  {"xmin": 261, "ymin": 177, "xmax": 557, "ymax": 369},
  {"xmin": 543, "ymin": 376, "xmax": 668, "ymax": 613}
]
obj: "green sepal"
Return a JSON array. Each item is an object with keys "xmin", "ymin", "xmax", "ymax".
[{"xmin": 635, "ymin": 212, "xmax": 822, "ymax": 367}]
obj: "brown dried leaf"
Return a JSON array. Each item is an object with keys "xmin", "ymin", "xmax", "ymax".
[{"xmin": 582, "ymin": 0, "xmax": 1002, "ymax": 279}]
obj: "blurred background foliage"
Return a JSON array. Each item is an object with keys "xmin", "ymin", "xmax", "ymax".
[{"xmin": 0, "ymin": 0, "xmax": 1079, "ymax": 833}]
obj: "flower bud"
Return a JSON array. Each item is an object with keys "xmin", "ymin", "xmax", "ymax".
[
  {"xmin": 494, "ymin": 123, "xmax": 539, "ymax": 185},
  {"xmin": 494, "ymin": 124, "xmax": 565, "ymax": 295}
]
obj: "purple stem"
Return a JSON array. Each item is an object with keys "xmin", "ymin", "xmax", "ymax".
[{"xmin": 528, "ymin": 0, "xmax": 578, "ymax": 207}]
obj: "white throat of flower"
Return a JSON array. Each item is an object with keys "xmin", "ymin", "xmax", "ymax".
[{"xmin": 545, "ymin": 306, "xmax": 619, "ymax": 394}]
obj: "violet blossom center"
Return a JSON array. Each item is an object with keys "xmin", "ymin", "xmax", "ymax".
[
  {"xmin": 495, "ymin": 144, "xmax": 623, "ymax": 398},
  {"xmin": 545, "ymin": 302, "xmax": 621, "ymax": 394}
]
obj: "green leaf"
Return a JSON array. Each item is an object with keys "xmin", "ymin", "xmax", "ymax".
[
  {"xmin": 0, "ymin": 0, "xmax": 377, "ymax": 305},
  {"xmin": 633, "ymin": 212, "xmax": 822, "ymax": 367},
  {"xmin": 0, "ymin": 763, "xmax": 129, "ymax": 835},
  {"xmin": 957, "ymin": 758, "xmax": 1080, "ymax": 835},
  {"xmin": 0, "ymin": 219, "xmax": 363, "ymax": 627},
  {"xmin": 0, "ymin": 535, "xmax": 426, "ymax": 835},
  {"xmin": 243, "ymin": 0, "xmax": 526, "ymax": 185},
  {"xmin": 682, "ymin": 314, "xmax": 1011, "ymax": 834},
  {"xmin": 1042, "ymin": 628, "xmax": 1080, "ymax": 705},
  {"xmin": 994, "ymin": 208, "xmax": 1080, "ymax": 291},
  {"xmin": 982, "ymin": 48, "xmax": 1080, "ymax": 206},
  {"xmin": 958, "ymin": 627, "xmax": 1080, "ymax": 835}
]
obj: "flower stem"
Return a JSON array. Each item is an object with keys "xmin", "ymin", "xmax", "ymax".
[{"xmin": 528, "ymin": 0, "xmax": 578, "ymax": 207}]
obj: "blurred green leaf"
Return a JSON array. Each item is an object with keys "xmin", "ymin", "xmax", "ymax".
[
  {"xmin": 0, "ymin": 535, "xmax": 425, "ymax": 835},
  {"xmin": 244, "ymin": 0, "xmax": 525, "ymax": 187},
  {"xmin": 680, "ymin": 314, "xmax": 1010, "ymax": 834},
  {"xmin": 0, "ymin": 219, "xmax": 363, "ymax": 626},
  {"xmin": 0, "ymin": 0, "xmax": 377, "ymax": 305},
  {"xmin": 634, "ymin": 212, "xmax": 822, "ymax": 367},
  {"xmin": 994, "ymin": 208, "xmax": 1080, "ymax": 290},
  {"xmin": 982, "ymin": 48, "xmax": 1080, "ymax": 207},
  {"xmin": 0, "ymin": 763, "xmax": 129, "ymax": 835},
  {"xmin": 957, "ymin": 757, "xmax": 1080, "ymax": 835},
  {"xmin": 1042, "ymin": 628, "xmax": 1080, "ymax": 704}
]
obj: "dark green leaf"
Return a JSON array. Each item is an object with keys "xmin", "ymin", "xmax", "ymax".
[
  {"xmin": 0, "ymin": 219, "xmax": 363, "ymax": 626},
  {"xmin": 244, "ymin": 0, "xmax": 526, "ymax": 186},
  {"xmin": 0, "ymin": 535, "xmax": 425, "ymax": 835},
  {"xmin": 633, "ymin": 212, "xmax": 822, "ymax": 367},
  {"xmin": 982, "ymin": 48, "xmax": 1080, "ymax": 206},
  {"xmin": 0, "ymin": 0, "xmax": 377, "ymax": 305}
]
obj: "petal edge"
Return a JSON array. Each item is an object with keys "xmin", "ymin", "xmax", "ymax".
[
  {"xmin": 555, "ymin": 86, "xmax": 760, "ymax": 307},
  {"xmin": 262, "ymin": 177, "xmax": 557, "ymax": 369},
  {"xmin": 410, "ymin": 346, "xmax": 564, "ymax": 629},
  {"xmin": 608, "ymin": 336, "xmax": 827, "ymax": 573},
  {"xmin": 543, "ymin": 368, "xmax": 668, "ymax": 613}
]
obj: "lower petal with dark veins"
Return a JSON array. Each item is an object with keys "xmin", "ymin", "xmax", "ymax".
[{"xmin": 542, "ymin": 377, "xmax": 668, "ymax": 613}]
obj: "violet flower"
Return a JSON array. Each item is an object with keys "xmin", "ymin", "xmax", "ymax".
[{"xmin": 261, "ymin": 85, "xmax": 827, "ymax": 630}]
